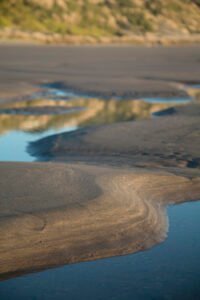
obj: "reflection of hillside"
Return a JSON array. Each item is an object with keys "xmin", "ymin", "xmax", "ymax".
[
  {"xmin": 186, "ymin": 88, "xmax": 200, "ymax": 100},
  {"xmin": 0, "ymin": 98, "xmax": 104, "ymax": 134},
  {"xmin": 0, "ymin": 97, "xmax": 184, "ymax": 135},
  {"xmin": 80, "ymin": 99, "xmax": 176, "ymax": 126}
]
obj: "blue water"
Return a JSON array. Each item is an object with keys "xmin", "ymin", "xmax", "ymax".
[
  {"xmin": 0, "ymin": 90, "xmax": 199, "ymax": 299},
  {"xmin": 0, "ymin": 91, "xmax": 194, "ymax": 163},
  {"xmin": 39, "ymin": 88, "xmax": 83, "ymax": 99},
  {"xmin": 187, "ymin": 84, "xmax": 200, "ymax": 89},
  {"xmin": 0, "ymin": 126, "xmax": 77, "ymax": 162},
  {"xmin": 0, "ymin": 201, "xmax": 199, "ymax": 300},
  {"xmin": 39, "ymin": 83, "xmax": 94, "ymax": 99},
  {"xmin": 143, "ymin": 97, "xmax": 193, "ymax": 104}
]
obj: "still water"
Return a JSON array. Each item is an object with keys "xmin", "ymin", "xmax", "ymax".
[
  {"xmin": 0, "ymin": 87, "xmax": 199, "ymax": 299},
  {"xmin": 0, "ymin": 126, "xmax": 77, "ymax": 162},
  {"xmin": 0, "ymin": 86, "xmax": 194, "ymax": 162},
  {"xmin": 0, "ymin": 201, "xmax": 199, "ymax": 300}
]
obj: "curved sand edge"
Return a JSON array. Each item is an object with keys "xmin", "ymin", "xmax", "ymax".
[
  {"xmin": 1, "ymin": 103, "xmax": 200, "ymax": 279},
  {"xmin": 28, "ymin": 104, "xmax": 200, "ymax": 170},
  {"xmin": 0, "ymin": 162, "xmax": 199, "ymax": 280}
]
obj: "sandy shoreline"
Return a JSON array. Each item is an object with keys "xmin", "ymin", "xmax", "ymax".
[
  {"xmin": 0, "ymin": 45, "xmax": 199, "ymax": 280},
  {"xmin": 29, "ymin": 104, "xmax": 200, "ymax": 170},
  {"xmin": 0, "ymin": 162, "xmax": 199, "ymax": 280},
  {"xmin": 0, "ymin": 103, "xmax": 200, "ymax": 279}
]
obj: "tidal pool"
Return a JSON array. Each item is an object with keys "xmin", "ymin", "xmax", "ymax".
[
  {"xmin": 143, "ymin": 97, "xmax": 192, "ymax": 104},
  {"xmin": 0, "ymin": 89, "xmax": 193, "ymax": 161},
  {"xmin": 0, "ymin": 126, "xmax": 77, "ymax": 162}
]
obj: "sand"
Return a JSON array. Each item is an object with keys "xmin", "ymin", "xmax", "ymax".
[
  {"xmin": 0, "ymin": 45, "xmax": 200, "ymax": 101},
  {"xmin": 29, "ymin": 104, "xmax": 200, "ymax": 170},
  {"xmin": 0, "ymin": 45, "xmax": 200, "ymax": 280},
  {"xmin": 0, "ymin": 162, "xmax": 199, "ymax": 280},
  {"xmin": 0, "ymin": 103, "xmax": 200, "ymax": 279}
]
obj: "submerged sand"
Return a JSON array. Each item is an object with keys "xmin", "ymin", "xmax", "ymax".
[{"xmin": 0, "ymin": 103, "xmax": 200, "ymax": 280}]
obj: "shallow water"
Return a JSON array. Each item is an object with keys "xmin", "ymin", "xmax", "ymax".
[
  {"xmin": 0, "ymin": 87, "xmax": 193, "ymax": 161},
  {"xmin": 0, "ymin": 125, "xmax": 77, "ymax": 161},
  {"xmin": 0, "ymin": 201, "xmax": 199, "ymax": 300},
  {"xmin": 186, "ymin": 84, "xmax": 200, "ymax": 89},
  {"xmin": 143, "ymin": 97, "xmax": 192, "ymax": 104},
  {"xmin": 0, "ymin": 88, "xmax": 199, "ymax": 299}
]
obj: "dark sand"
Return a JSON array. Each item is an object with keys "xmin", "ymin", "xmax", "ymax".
[
  {"xmin": 29, "ymin": 104, "xmax": 200, "ymax": 170},
  {"xmin": 0, "ymin": 45, "xmax": 200, "ymax": 279},
  {"xmin": 0, "ymin": 103, "xmax": 200, "ymax": 279},
  {"xmin": 0, "ymin": 45, "xmax": 200, "ymax": 101}
]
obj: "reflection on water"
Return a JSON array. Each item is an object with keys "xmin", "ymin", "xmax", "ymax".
[
  {"xmin": 0, "ymin": 94, "xmax": 190, "ymax": 135},
  {"xmin": 0, "ymin": 88, "xmax": 194, "ymax": 161},
  {"xmin": 0, "ymin": 126, "xmax": 77, "ymax": 162},
  {"xmin": 184, "ymin": 84, "xmax": 200, "ymax": 99},
  {"xmin": 186, "ymin": 84, "xmax": 200, "ymax": 89},
  {"xmin": 0, "ymin": 201, "xmax": 199, "ymax": 300},
  {"xmin": 0, "ymin": 106, "xmax": 84, "ymax": 116},
  {"xmin": 143, "ymin": 97, "xmax": 192, "ymax": 104},
  {"xmin": 0, "ymin": 87, "xmax": 199, "ymax": 298},
  {"xmin": 39, "ymin": 82, "xmax": 92, "ymax": 99}
]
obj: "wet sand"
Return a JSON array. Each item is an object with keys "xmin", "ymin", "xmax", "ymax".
[
  {"xmin": 0, "ymin": 45, "xmax": 200, "ymax": 279},
  {"xmin": 29, "ymin": 104, "xmax": 200, "ymax": 170},
  {"xmin": 0, "ymin": 45, "xmax": 200, "ymax": 101},
  {"xmin": 0, "ymin": 103, "xmax": 200, "ymax": 279}
]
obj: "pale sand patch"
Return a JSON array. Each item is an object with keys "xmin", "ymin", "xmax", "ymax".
[{"xmin": 0, "ymin": 162, "xmax": 199, "ymax": 280}]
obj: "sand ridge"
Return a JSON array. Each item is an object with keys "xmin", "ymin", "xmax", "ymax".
[
  {"xmin": 0, "ymin": 160, "xmax": 199, "ymax": 279},
  {"xmin": 29, "ymin": 104, "xmax": 200, "ymax": 170},
  {"xmin": 0, "ymin": 104, "xmax": 200, "ymax": 279}
]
